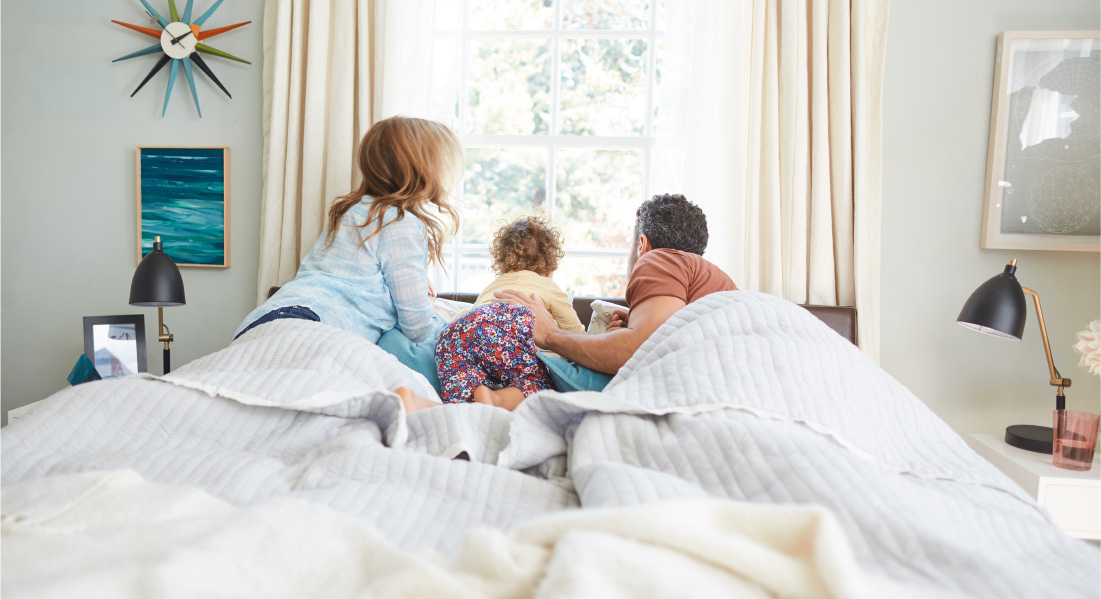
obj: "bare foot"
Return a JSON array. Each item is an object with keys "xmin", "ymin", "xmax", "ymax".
[
  {"xmin": 396, "ymin": 386, "xmax": 439, "ymax": 414},
  {"xmin": 472, "ymin": 385, "xmax": 525, "ymax": 411}
]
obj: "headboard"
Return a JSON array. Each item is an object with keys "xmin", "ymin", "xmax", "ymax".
[
  {"xmin": 267, "ymin": 287, "xmax": 858, "ymax": 346},
  {"xmin": 439, "ymin": 293, "xmax": 858, "ymax": 346}
]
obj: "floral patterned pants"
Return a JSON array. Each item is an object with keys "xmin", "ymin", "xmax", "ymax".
[{"xmin": 435, "ymin": 302, "xmax": 554, "ymax": 403}]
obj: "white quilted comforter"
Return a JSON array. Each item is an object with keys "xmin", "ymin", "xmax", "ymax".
[{"xmin": 2, "ymin": 291, "xmax": 1098, "ymax": 598}]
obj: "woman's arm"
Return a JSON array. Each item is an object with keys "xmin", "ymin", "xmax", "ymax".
[{"xmin": 377, "ymin": 217, "xmax": 435, "ymax": 343}]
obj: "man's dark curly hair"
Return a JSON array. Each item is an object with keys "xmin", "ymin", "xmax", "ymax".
[
  {"xmin": 490, "ymin": 216, "xmax": 565, "ymax": 276},
  {"xmin": 634, "ymin": 193, "xmax": 708, "ymax": 255}
]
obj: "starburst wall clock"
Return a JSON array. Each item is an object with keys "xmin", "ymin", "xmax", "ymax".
[{"xmin": 112, "ymin": 0, "xmax": 251, "ymax": 117}]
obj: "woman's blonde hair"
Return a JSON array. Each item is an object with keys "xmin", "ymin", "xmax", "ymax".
[{"xmin": 325, "ymin": 116, "xmax": 463, "ymax": 266}]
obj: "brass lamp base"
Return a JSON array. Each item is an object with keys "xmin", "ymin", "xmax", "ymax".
[{"xmin": 1005, "ymin": 424, "xmax": 1053, "ymax": 454}]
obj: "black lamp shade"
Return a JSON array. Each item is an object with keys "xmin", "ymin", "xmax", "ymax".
[
  {"xmin": 956, "ymin": 263, "xmax": 1026, "ymax": 340},
  {"xmin": 129, "ymin": 239, "xmax": 186, "ymax": 307}
]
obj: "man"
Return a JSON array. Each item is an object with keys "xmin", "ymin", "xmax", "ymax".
[{"xmin": 496, "ymin": 194, "xmax": 736, "ymax": 375}]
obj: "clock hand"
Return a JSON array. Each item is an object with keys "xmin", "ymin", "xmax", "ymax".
[{"xmin": 171, "ymin": 30, "xmax": 194, "ymax": 45}]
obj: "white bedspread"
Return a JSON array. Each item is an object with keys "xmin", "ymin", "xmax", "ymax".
[
  {"xmin": 1, "ymin": 470, "xmax": 964, "ymax": 599},
  {"xmin": 3, "ymin": 291, "xmax": 1098, "ymax": 599}
]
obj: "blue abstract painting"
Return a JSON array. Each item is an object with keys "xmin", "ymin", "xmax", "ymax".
[{"xmin": 139, "ymin": 147, "xmax": 229, "ymax": 267}]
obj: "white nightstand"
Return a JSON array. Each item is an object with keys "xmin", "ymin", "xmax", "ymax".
[{"xmin": 968, "ymin": 433, "xmax": 1100, "ymax": 540}]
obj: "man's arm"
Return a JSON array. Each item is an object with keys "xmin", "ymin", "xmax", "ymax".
[{"xmin": 494, "ymin": 291, "xmax": 686, "ymax": 374}]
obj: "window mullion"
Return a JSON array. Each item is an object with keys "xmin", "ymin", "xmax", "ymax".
[
  {"xmin": 547, "ymin": 0, "xmax": 563, "ymax": 224},
  {"xmin": 643, "ymin": 1, "xmax": 659, "ymax": 202},
  {"xmin": 451, "ymin": 0, "xmax": 472, "ymax": 291}
]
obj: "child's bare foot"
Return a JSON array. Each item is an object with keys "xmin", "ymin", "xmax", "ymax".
[
  {"xmin": 396, "ymin": 386, "xmax": 439, "ymax": 414},
  {"xmin": 472, "ymin": 385, "xmax": 525, "ymax": 411}
]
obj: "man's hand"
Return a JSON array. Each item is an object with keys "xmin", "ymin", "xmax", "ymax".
[
  {"xmin": 493, "ymin": 290, "xmax": 556, "ymax": 346},
  {"xmin": 606, "ymin": 309, "xmax": 629, "ymax": 332}
]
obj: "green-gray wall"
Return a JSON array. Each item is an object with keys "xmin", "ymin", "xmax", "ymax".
[
  {"xmin": 882, "ymin": 0, "xmax": 1101, "ymax": 433},
  {"xmin": 1, "ymin": 1, "xmax": 264, "ymax": 422}
]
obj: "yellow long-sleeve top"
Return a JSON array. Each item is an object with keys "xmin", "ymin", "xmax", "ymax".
[{"xmin": 474, "ymin": 270, "xmax": 586, "ymax": 333}]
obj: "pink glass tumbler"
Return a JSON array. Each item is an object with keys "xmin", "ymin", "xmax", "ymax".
[{"xmin": 1052, "ymin": 410, "xmax": 1100, "ymax": 471}]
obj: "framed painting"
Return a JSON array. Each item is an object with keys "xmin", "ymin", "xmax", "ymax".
[
  {"xmin": 137, "ymin": 147, "xmax": 231, "ymax": 267},
  {"xmin": 83, "ymin": 315, "xmax": 147, "ymax": 379},
  {"xmin": 981, "ymin": 31, "xmax": 1100, "ymax": 252}
]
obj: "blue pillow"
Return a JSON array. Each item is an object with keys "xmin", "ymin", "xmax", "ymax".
[
  {"xmin": 377, "ymin": 318, "xmax": 446, "ymax": 396},
  {"xmin": 537, "ymin": 352, "xmax": 614, "ymax": 392}
]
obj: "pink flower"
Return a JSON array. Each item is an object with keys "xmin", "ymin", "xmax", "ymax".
[{"xmin": 1073, "ymin": 320, "xmax": 1101, "ymax": 376}]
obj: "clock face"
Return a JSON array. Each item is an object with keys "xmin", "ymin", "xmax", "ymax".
[
  {"xmin": 112, "ymin": 0, "xmax": 253, "ymax": 117},
  {"xmin": 160, "ymin": 22, "xmax": 197, "ymax": 59}
]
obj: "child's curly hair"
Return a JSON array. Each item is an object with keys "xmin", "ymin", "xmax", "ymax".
[{"xmin": 490, "ymin": 216, "xmax": 565, "ymax": 276}]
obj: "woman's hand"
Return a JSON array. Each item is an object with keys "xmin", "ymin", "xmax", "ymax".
[
  {"xmin": 427, "ymin": 279, "xmax": 436, "ymax": 298},
  {"xmin": 606, "ymin": 309, "xmax": 629, "ymax": 332}
]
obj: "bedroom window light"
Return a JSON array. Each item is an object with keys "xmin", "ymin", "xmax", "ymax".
[{"xmin": 429, "ymin": 0, "xmax": 666, "ymax": 297}]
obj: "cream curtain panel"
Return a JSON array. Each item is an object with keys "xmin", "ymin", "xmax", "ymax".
[
  {"xmin": 655, "ymin": 0, "xmax": 889, "ymax": 359},
  {"xmin": 257, "ymin": 0, "xmax": 435, "ymax": 304},
  {"xmin": 257, "ymin": 0, "xmax": 369, "ymax": 304}
]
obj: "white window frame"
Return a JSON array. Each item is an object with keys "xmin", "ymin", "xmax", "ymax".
[{"xmin": 432, "ymin": 1, "xmax": 663, "ymax": 295}]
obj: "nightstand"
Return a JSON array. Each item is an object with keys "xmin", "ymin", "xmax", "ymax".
[{"xmin": 968, "ymin": 433, "xmax": 1100, "ymax": 540}]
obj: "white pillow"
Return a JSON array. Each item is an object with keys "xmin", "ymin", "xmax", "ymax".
[
  {"xmin": 588, "ymin": 300, "xmax": 629, "ymax": 334},
  {"xmin": 433, "ymin": 298, "xmax": 473, "ymax": 322}
]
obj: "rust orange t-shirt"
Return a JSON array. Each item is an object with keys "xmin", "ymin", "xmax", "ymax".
[{"xmin": 625, "ymin": 249, "xmax": 737, "ymax": 308}]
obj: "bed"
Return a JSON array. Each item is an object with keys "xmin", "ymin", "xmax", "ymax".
[{"xmin": 2, "ymin": 291, "xmax": 1097, "ymax": 598}]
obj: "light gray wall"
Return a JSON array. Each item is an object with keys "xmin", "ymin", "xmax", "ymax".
[
  {"xmin": 1, "ymin": 1, "xmax": 263, "ymax": 422},
  {"xmin": 883, "ymin": 0, "xmax": 1101, "ymax": 434}
]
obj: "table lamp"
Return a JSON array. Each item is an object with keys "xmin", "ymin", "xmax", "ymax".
[
  {"xmin": 129, "ymin": 236, "xmax": 186, "ymax": 373},
  {"xmin": 957, "ymin": 258, "xmax": 1071, "ymax": 454}
]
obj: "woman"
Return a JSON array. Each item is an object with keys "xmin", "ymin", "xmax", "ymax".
[{"xmin": 234, "ymin": 116, "xmax": 462, "ymax": 343}]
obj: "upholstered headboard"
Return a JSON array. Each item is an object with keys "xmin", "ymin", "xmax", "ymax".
[
  {"xmin": 440, "ymin": 293, "xmax": 859, "ymax": 346},
  {"xmin": 267, "ymin": 287, "xmax": 858, "ymax": 346}
]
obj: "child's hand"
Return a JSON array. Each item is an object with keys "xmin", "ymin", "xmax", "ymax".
[{"xmin": 607, "ymin": 309, "xmax": 630, "ymax": 332}]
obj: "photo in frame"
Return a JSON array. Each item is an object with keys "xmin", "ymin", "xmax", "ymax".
[
  {"xmin": 137, "ymin": 147, "xmax": 231, "ymax": 267},
  {"xmin": 83, "ymin": 315, "xmax": 147, "ymax": 380},
  {"xmin": 981, "ymin": 31, "xmax": 1100, "ymax": 252}
]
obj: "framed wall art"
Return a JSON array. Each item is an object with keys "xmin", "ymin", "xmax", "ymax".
[
  {"xmin": 137, "ymin": 147, "xmax": 231, "ymax": 267},
  {"xmin": 83, "ymin": 315, "xmax": 147, "ymax": 380},
  {"xmin": 981, "ymin": 31, "xmax": 1100, "ymax": 252}
]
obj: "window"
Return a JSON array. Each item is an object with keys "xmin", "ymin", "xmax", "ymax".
[{"xmin": 428, "ymin": 0, "xmax": 666, "ymax": 297}]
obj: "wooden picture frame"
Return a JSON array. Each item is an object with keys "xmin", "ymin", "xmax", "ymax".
[
  {"xmin": 981, "ymin": 31, "xmax": 1100, "ymax": 252},
  {"xmin": 137, "ymin": 147, "xmax": 231, "ymax": 267},
  {"xmin": 83, "ymin": 315, "xmax": 147, "ymax": 379}
]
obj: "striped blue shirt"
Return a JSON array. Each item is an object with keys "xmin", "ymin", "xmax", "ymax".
[{"xmin": 235, "ymin": 199, "xmax": 436, "ymax": 343}]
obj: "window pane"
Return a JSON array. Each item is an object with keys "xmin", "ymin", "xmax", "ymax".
[
  {"xmin": 555, "ymin": 255, "xmax": 629, "ymax": 297},
  {"xmin": 561, "ymin": 0, "xmax": 650, "ymax": 30},
  {"xmin": 555, "ymin": 148, "xmax": 641, "ymax": 249},
  {"xmin": 463, "ymin": 147, "xmax": 548, "ymax": 245},
  {"xmin": 431, "ymin": 39, "xmax": 462, "ymax": 131},
  {"xmin": 454, "ymin": 249, "xmax": 497, "ymax": 293},
  {"xmin": 471, "ymin": 0, "xmax": 554, "ymax": 30},
  {"xmin": 469, "ymin": 39, "xmax": 552, "ymax": 135},
  {"xmin": 435, "ymin": 0, "xmax": 462, "ymax": 31},
  {"xmin": 651, "ymin": 37, "xmax": 664, "ymax": 135},
  {"xmin": 559, "ymin": 38, "xmax": 648, "ymax": 136},
  {"xmin": 654, "ymin": 0, "xmax": 667, "ymax": 30}
]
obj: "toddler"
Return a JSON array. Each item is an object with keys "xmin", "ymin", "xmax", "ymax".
[{"xmin": 398, "ymin": 217, "xmax": 582, "ymax": 413}]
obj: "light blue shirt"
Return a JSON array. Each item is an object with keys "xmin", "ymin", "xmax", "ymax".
[{"xmin": 235, "ymin": 199, "xmax": 436, "ymax": 343}]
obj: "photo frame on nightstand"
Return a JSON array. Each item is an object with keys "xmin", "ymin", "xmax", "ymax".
[{"xmin": 82, "ymin": 315, "xmax": 147, "ymax": 379}]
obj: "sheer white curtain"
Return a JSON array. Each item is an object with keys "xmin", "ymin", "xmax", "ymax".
[
  {"xmin": 654, "ymin": 0, "xmax": 889, "ymax": 359},
  {"xmin": 257, "ymin": 0, "xmax": 435, "ymax": 304}
]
